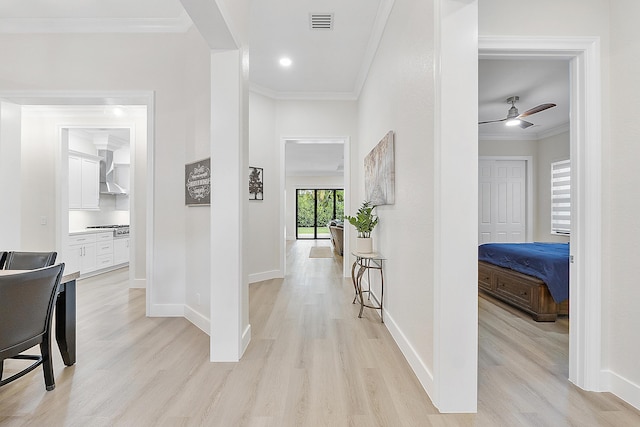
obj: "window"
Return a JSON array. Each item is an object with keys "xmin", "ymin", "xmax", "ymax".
[
  {"xmin": 296, "ymin": 189, "xmax": 344, "ymax": 239},
  {"xmin": 551, "ymin": 159, "xmax": 571, "ymax": 235}
]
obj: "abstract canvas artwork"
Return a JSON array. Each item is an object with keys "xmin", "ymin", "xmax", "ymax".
[{"xmin": 365, "ymin": 131, "xmax": 395, "ymax": 206}]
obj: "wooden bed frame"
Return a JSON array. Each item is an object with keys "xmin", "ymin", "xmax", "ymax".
[{"xmin": 479, "ymin": 261, "xmax": 569, "ymax": 322}]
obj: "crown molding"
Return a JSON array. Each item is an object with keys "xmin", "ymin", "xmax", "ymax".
[
  {"xmin": 0, "ymin": 11, "xmax": 192, "ymax": 34},
  {"xmin": 353, "ymin": 0, "xmax": 395, "ymax": 98}
]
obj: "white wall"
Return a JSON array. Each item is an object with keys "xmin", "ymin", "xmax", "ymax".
[
  {"xmin": 183, "ymin": 27, "xmax": 213, "ymax": 329},
  {"xmin": 536, "ymin": 132, "xmax": 570, "ymax": 242},
  {"xmin": 357, "ymin": 0, "xmax": 439, "ymax": 407},
  {"xmin": 245, "ymin": 96, "xmax": 357, "ymax": 281},
  {"xmin": 0, "ymin": 102, "xmax": 22, "ymax": 250},
  {"xmin": 247, "ymin": 92, "xmax": 280, "ymax": 282},
  {"xmin": 608, "ymin": 0, "xmax": 640, "ymax": 408},
  {"xmin": 284, "ymin": 175, "xmax": 344, "ymax": 241}
]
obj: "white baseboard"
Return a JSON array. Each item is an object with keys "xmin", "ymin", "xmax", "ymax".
[
  {"xmin": 384, "ymin": 309, "xmax": 435, "ymax": 400},
  {"xmin": 602, "ymin": 369, "xmax": 640, "ymax": 410},
  {"xmin": 132, "ymin": 278, "xmax": 146, "ymax": 289},
  {"xmin": 241, "ymin": 323, "xmax": 252, "ymax": 356},
  {"xmin": 148, "ymin": 303, "xmax": 184, "ymax": 317},
  {"xmin": 184, "ymin": 304, "xmax": 211, "ymax": 335},
  {"xmin": 248, "ymin": 269, "xmax": 283, "ymax": 283}
]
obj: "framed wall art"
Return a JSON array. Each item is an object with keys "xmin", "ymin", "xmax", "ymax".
[
  {"xmin": 249, "ymin": 166, "xmax": 264, "ymax": 200},
  {"xmin": 185, "ymin": 157, "xmax": 211, "ymax": 206},
  {"xmin": 365, "ymin": 131, "xmax": 395, "ymax": 205}
]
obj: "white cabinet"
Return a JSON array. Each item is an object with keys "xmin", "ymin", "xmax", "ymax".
[
  {"xmin": 67, "ymin": 233, "xmax": 97, "ymax": 274},
  {"xmin": 113, "ymin": 238, "xmax": 130, "ymax": 265},
  {"xmin": 95, "ymin": 232, "xmax": 114, "ymax": 269},
  {"xmin": 69, "ymin": 153, "xmax": 100, "ymax": 210}
]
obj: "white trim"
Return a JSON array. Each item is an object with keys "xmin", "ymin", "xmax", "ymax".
[
  {"xmin": 184, "ymin": 304, "xmax": 211, "ymax": 335},
  {"xmin": 132, "ymin": 278, "xmax": 146, "ymax": 289},
  {"xmin": 479, "ymin": 156, "xmax": 534, "ymax": 242},
  {"xmin": 148, "ymin": 303, "xmax": 184, "ymax": 317},
  {"xmin": 601, "ymin": 370, "xmax": 640, "ymax": 410},
  {"xmin": 241, "ymin": 324, "xmax": 252, "ymax": 356},
  {"xmin": 479, "ymin": 36, "xmax": 603, "ymax": 392},
  {"xmin": 0, "ymin": 11, "xmax": 192, "ymax": 34},
  {"xmin": 384, "ymin": 310, "xmax": 435, "ymax": 398},
  {"xmin": 248, "ymin": 270, "xmax": 283, "ymax": 283},
  {"xmin": 280, "ymin": 136, "xmax": 351, "ymax": 278}
]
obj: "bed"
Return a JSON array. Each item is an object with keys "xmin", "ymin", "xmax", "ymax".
[{"xmin": 478, "ymin": 242, "xmax": 569, "ymax": 322}]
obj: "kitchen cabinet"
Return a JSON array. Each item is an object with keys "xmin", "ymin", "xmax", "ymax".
[
  {"xmin": 66, "ymin": 231, "xmax": 117, "ymax": 275},
  {"xmin": 67, "ymin": 233, "xmax": 97, "ymax": 274},
  {"xmin": 69, "ymin": 153, "xmax": 100, "ymax": 210},
  {"xmin": 95, "ymin": 232, "xmax": 114, "ymax": 269},
  {"xmin": 113, "ymin": 237, "xmax": 130, "ymax": 265}
]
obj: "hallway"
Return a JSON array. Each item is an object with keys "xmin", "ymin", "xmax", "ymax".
[{"xmin": 1, "ymin": 243, "xmax": 639, "ymax": 425}]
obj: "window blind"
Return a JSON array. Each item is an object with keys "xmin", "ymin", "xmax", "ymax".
[{"xmin": 551, "ymin": 159, "xmax": 571, "ymax": 235}]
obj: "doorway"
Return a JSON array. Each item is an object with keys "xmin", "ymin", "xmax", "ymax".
[
  {"xmin": 478, "ymin": 36, "xmax": 603, "ymax": 391},
  {"xmin": 296, "ymin": 189, "xmax": 344, "ymax": 239}
]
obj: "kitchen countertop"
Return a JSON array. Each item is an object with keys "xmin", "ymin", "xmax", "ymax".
[{"xmin": 69, "ymin": 228, "xmax": 114, "ymax": 235}]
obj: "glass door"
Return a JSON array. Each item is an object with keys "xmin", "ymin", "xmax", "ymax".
[{"xmin": 296, "ymin": 189, "xmax": 344, "ymax": 239}]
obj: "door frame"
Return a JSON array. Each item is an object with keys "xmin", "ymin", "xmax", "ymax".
[
  {"xmin": 280, "ymin": 136, "xmax": 351, "ymax": 277},
  {"xmin": 479, "ymin": 156, "xmax": 533, "ymax": 243},
  {"xmin": 0, "ymin": 90, "xmax": 154, "ymax": 310},
  {"xmin": 479, "ymin": 36, "xmax": 603, "ymax": 391}
]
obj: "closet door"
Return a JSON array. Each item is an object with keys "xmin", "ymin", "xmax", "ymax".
[{"xmin": 478, "ymin": 159, "xmax": 526, "ymax": 243}]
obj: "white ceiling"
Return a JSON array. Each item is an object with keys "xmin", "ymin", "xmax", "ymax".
[
  {"xmin": 478, "ymin": 59, "xmax": 570, "ymax": 140},
  {"xmin": 0, "ymin": 1, "xmax": 570, "ymax": 170}
]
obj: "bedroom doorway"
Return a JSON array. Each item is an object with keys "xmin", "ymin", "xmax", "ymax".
[{"xmin": 478, "ymin": 37, "xmax": 603, "ymax": 392}]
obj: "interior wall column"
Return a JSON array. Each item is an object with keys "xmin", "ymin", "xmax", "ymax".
[
  {"xmin": 209, "ymin": 49, "xmax": 250, "ymax": 361},
  {"xmin": 433, "ymin": 0, "xmax": 479, "ymax": 412}
]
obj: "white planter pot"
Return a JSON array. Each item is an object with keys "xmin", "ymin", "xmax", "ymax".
[{"xmin": 356, "ymin": 237, "xmax": 373, "ymax": 253}]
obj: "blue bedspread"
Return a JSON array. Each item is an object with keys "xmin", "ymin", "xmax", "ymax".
[{"xmin": 478, "ymin": 242, "xmax": 569, "ymax": 303}]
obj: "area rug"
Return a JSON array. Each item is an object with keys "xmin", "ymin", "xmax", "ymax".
[{"xmin": 309, "ymin": 246, "xmax": 334, "ymax": 258}]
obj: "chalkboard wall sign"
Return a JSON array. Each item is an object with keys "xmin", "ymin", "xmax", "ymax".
[{"xmin": 185, "ymin": 158, "xmax": 211, "ymax": 206}]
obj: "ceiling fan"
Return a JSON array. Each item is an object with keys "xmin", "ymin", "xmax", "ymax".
[{"xmin": 478, "ymin": 96, "xmax": 556, "ymax": 129}]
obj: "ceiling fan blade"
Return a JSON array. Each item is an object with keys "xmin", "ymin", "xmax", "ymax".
[
  {"xmin": 518, "ymin": 103, "xmax": 556, "ymax": 118},
  {"xmin": 478, "ymin": 118, "xmax": 507, "ymax": 125},
  {"xmin": 518, "ymin": 120, "xmax": 534, "ymax": 129}
]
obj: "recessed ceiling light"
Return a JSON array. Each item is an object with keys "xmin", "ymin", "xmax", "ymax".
[{"xmin": 279, "ymin": 57, "xmax": 292, "ymax": 67}]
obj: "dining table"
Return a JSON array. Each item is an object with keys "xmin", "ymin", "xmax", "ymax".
[{"xmin": 0, "ymin": 268, "xmax": 79, "ymax": 366}]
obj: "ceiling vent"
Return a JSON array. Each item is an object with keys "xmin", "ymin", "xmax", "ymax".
[{"xmin": 310, "ymin": 13, "xmax": 333, "ymax": 30}]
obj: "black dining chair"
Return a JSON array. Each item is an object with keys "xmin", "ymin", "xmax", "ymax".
[
  {"xmin": 0, "ymin": 251, "xmax": 7, "ymax": 269},
  {"xmin": 3, "ymin": 251, "xmax": 57, "ymax": 270},
  {"xmin": 0, "ymin": 263, "xmax": 65, "ymax": 391}
]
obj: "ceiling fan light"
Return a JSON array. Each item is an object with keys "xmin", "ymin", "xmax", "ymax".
[{"xmin": 505, "ymin": 119, "xmax": 521, "ymax": 127}]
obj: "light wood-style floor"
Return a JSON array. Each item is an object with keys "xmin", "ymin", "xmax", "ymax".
[{"xmin": 1, "ymin": 240, "xmax": 639, "ymax": 426}]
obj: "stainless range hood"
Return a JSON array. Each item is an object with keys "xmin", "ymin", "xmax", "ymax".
[{"xmin": 98, "ymin": 150, "xmax": 128, "ymax": 195}]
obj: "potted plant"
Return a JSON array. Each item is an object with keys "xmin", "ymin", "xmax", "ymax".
[{"xmin": 345, "ymin": 201, "xmax": 378, "ymax": 253}]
